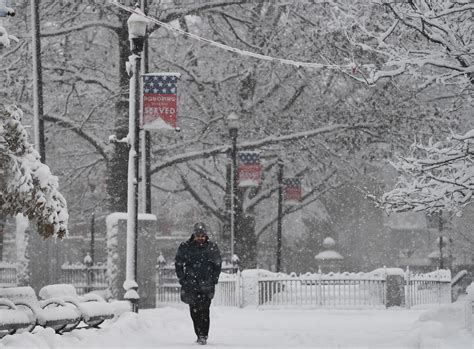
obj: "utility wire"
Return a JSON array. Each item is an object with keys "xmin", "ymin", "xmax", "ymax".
[{"xmin": 110, "ymin": 1, "xmax": 356, "ymax": 72}]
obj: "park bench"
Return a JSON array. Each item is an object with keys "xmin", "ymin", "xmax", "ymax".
[
  {"xmin": 0, "ymin": 298, "xmax": 32, "ymax": 338},
  {"xmin": 39, "ymin": 284, "xmax": 114, "ymax": 327},
  {"xmin": 0, "ymin": 286, "xmax": 82, "ymax": 333}
]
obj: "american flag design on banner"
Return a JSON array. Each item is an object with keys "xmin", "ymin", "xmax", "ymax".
[
  {"xmin": 283, "ymin": 177, "xmax": 302, "ymax": 205},
  {"xmin": 237, "ymin": 152, "xmax": 261, "ymax": 187},
  {"xmin": 142, "ymin": 73, "xmax": 180, "ymax": 130}
]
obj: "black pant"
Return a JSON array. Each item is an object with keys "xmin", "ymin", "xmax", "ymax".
[{"xmin": 189, "ymin": 293, "xmax": 211, "ymax": 338}]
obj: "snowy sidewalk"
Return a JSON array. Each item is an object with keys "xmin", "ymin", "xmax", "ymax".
[{"xmin": 0, "ymin": 305, "xmax": 471, "ymax": 348}]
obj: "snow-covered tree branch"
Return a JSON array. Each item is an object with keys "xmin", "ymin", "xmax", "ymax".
[
  {"xmin": 0, "ymin": 18, "xmax": 17, "ymax": 48},
  {"xmin": 379, "ymin": 129, "xmax": 474, "ymax": 215},
  {"xmin": 334, "ymin": 0, "xmax": 473, "ymax": 88},
  {"xmin": 150, "ymin": 122, "xmax": 383, "ymax": 174},
  {"xmin": 0, "ymin": 104, "xmax": 68, "ymax": 238}
]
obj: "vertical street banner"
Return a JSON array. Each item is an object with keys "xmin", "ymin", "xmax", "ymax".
[
  {"xmin": 283, "ymin": 177, "xmax": 302, "ymax": 205},
  {"xmin": 142, "ymin": 73, "xmax": 181, "ymax": 130},
  {"xmin": 237, "ymin": 151, "xmax": 261, "ymax": 187}
]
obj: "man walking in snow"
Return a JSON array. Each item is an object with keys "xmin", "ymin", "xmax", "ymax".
[{"xmin": 175, "ymin": 222, "xmax": 222, "ymax": 345}]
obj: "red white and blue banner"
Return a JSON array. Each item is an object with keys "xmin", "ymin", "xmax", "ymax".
[
  {"xmin": 283, "ymin": 177, "xmax": 302, "ymax": 205},
  {"xmin": 142, "ymin": 73, "xmax": 180, "ymax": 130},
  {"xmin": 237, "ymin": 151, "xmax": 261, "ymax": 187}
]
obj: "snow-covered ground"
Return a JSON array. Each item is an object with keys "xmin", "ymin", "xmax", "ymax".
[{"xmin": 0, "ymin": 300, "xmax": 472, "ymax": 349}]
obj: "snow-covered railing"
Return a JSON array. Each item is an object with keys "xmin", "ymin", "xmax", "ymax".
[
  {"xmin": 155, "ymin": 266, "xmax": 452, "ymax": 309},
  {"xmin": 257, "ymin": 268, "xmax": 452, "ymax": 309},
  {"xmin": 0, "ymin": 262, "xmax": 17, "ymax": 287},
  {"xmin": 257, "ymin": 270, "xmax": 386, "ymax": 308},
  {"xmin": 156, "ymin": 264, "xmax": 240, "ymax": 307},
  {"xmin": 156, "ymin": 265, "xmax": 180, "ymax": 305},
  {"xmin": 213, "ymin": 272, "xmax": 241, "ymax": 307},
  {"xmin": 405, "ymin": 269, "xmax": 451, "ymax": 308},
  {"xmin": 60, "ymin": 262, "xmax": 108, "ymax": 295}
]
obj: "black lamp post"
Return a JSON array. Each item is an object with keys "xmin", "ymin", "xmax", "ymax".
[
  {"xmin": 124, "ymin": 8, "xmax": 148, "ymax": 313},
  {"xmin": 227, "ymin": 112, "xmax": 239, "ymax": 261}
]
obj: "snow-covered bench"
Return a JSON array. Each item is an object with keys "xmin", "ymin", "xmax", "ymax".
[
  {"xmin": 0, "ymin": 298, "xmax": 32, "ymax": 338},
  {"xmin": 39, "ymin": 284, "xmax": 114, "ymax": 327},
  {"xmin": 0, "ymin": 286, "xmax": 82, "ymax": 333}
]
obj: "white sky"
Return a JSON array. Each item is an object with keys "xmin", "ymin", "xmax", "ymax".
[{"xmin": 0, "ymin": 301, "xmax": 472, "ymax": 349}]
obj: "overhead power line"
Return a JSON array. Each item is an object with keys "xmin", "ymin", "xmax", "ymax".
[{"xmin": 110, "ymin": 1, "xmax": 356, "ymax": 72}]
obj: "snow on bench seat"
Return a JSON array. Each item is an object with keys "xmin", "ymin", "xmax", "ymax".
[
  {"xmin": 0, "ymin": 287, "xmax": 81, "ymax": 333},
  {"xmin": 39, "ymin": 284, "xmax": 114, "ymax": 327},
  {"xmin": 0, "ymin": 298, "xmax": 31, "ymax": 336}
]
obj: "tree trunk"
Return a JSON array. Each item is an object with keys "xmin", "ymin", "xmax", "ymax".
[
  {"xmin": 234, "ymin": 189, "xmax": 258, "ymax": 269},
  {"xmin": 235, "ymin": 212, "xmax": 257, "ymax": 270}
]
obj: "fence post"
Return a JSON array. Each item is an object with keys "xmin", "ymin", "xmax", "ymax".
[
  {"xmin": 405, "ymin": 266, "xmax": 411, "ymax": 309},
  {"xmin": 436, "ymin": 269, "xmax": 440, "ymax": 304},
  {"xmin": 84, "ymin": 253, "xmax": 93, "ymax": 294},
  {"xmin": 236, "ymin": 269, "xmax": 243, "ymax": 308},
  {"xmin": 156, "ymin": 252, "xmax": 166, "ymax": 303},
  {"xmin": 317, "ymin": 267, "xmax": 322, "ymax": 306}
]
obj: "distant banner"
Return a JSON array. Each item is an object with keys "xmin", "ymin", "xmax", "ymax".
[
  {"xmin": 142, "ymin": 73, "xmax": 180, "ymax": 130},
  {"xmin": 237, "ymin": 152, "xmax": 261, "ymax": 187},
  {"xmin": 283, "ymin": 177, "xmax": 302, "ymax": 205}
]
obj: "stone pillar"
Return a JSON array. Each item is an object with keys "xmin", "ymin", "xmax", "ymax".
[
  {"xmin": 241, "ymin": 269, "xmax": 259, "ymax": 307},
  {"xmin": 384, "ymin": 268, "xmax": 405, "ymax": 308},
  {"xmin": 106, "ymin": 212, "xmax": 157, "ymax": 309}
]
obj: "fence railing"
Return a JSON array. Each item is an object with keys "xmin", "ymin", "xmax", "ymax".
[
  {"xmin": 60, "ymin": 262, "xmax": 108, "ymax": 295},
  {"xmin": 0, "ymin": 262, "xmax": 17, "ymax": 287},
  {"xmin": 213, "ymin": 273, "xmax": 241, "ymax": 307},
  {"xmin": 258, "ymin": 272, "xmax": 386, "ymax": 308},
  {"xmin": 156, "ymin": 266, "xmax": 452, "ymax": 309},
  {"xmin": 1, "ymin": 261, "xmax": 453, "ymax": 309},
  {"xmin": 405, "ymin": 269, "xmax": 452, "ymax": 308},
  {"xmin": 156, "ymin": 265, "xmax": 240, "ymax": 306}
]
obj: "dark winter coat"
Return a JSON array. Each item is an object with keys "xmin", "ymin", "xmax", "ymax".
[{"xmin": 174, "ymin": 236, "xmax": 222, "ymax": 305}]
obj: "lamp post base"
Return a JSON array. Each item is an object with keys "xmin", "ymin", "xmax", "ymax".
[
  {"xmin": 124, "ymin": 286, "xmax": 140, "ymax": 313},
  {"xmin": 129, "ymin": 298, "xmax": 139, "ymax": 313}
]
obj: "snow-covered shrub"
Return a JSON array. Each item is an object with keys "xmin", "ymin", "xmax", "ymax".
[{"xmin": 0, "ymin": 104, "xmax": 68, "ymax": 238}]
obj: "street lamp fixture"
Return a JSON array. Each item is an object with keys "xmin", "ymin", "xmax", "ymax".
[
  {"xmin": 124, "ymin": 8, "xmax": 148, "ymax": 313},
  {"xmin": 227, "ymin": 112, "xmax": 239, "ymax": 131},
  {"xmin": 127, "ymin": 9, "xmax": 148, "ymax": 54},
  {"xmin": 227, "ymin": 112, "xmax": 239, "ymax": 262}
]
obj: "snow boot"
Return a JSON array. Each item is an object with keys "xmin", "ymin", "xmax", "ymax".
[{"xmin": 197, "ymin": 336, "xmax": 207, "ymax": 345}]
